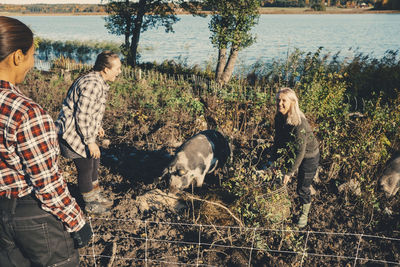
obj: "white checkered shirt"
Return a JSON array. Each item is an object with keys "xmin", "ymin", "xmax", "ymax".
[{"xmin": 56, "ymin": 71, "xmax": 109, "ymax": 158}]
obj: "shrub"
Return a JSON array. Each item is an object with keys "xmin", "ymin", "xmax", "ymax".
[{"xmin": 311, "ymin": 2, "xmax": 326, "ymax": 11}]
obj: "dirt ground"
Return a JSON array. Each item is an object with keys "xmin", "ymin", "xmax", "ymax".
[{"xmin": 59, "ymin": 136, "xmax": 400, "ymax": 267}]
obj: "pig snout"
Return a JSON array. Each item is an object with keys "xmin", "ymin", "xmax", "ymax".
[
  {"xmin": 169, "ymin": 175, "xmax": 183, "ymax": 192},
  {"xmin": 169, "ymin": 168, "xmax": 193, "ymax": 191},
  {"xmin": 379, "ymin": 156, "xmax": 400, "ymax": 198},
  {"xmin": 379, "ymin": 174, "xmax": 400, "ymax": 198}
]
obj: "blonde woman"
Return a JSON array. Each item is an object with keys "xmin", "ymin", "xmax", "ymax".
[{"xmin": 270, "ymin": 87, "xmax": 319, "ymax": 228}]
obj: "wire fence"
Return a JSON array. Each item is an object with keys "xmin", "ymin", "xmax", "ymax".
[
  {"xmin": 81, "ymin": 216, "xmax": 400, "ymax": 267},
  {"xmin": 33, "ymin": 58, "xmax": 271, "ymax": 99}
]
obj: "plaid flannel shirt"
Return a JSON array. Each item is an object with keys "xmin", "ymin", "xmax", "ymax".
[
  {"xmin": 56, "ymin": 71, "xmax": 109, "ymax": 158},
  {"xmin": 0, "ymin": 80, "xmax": 85, "ymax": 232}
]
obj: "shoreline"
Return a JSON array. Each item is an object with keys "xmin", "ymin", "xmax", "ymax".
[{"xmin": 1, "ymin": 7, "xmax": 399, "ymax": 16}]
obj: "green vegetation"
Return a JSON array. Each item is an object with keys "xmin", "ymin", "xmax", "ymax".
[
  {"xmin": 208, "ymin": 0, "xmax": 260, "ymax": 85},
  {"xmin": 24, "ymin": 47, "xmax": 400, "ymax": 231},
  {"xmin": 35, "ymin": 37, "xmax": 121, "ymax": 63},
  {"xmin": 374, "ymin": 0, "xmax": 400, "ymax": 10},
  {"xmin": 311, "ymin": 1, "xmax": 326, "ymax": 10}
]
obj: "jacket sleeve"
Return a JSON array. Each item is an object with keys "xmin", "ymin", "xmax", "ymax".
[
  {"xmin": 16, "ymin": 107, "xmax": 86, "ymax": 232},
  {"xmin": 270, "ymin": 116, "xmax": 279, "ymax": 162},
  {"xmin": 289, "ymin": 123, "xmax": 307, "ymax": 174}
]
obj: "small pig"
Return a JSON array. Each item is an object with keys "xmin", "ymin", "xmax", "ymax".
[
  {"xmin": 164, "ymin": 130, "xmax": 230, "ymax": 191},
  {"xmin": 380, "ymin": 156, "xmax": 400, "ymax": 198}
]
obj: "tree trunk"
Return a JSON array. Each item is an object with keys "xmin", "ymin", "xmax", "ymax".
[
  {"xmin": 215, "ymin": 47, "xmax": 227, "ymax": 83},
  {"xmin": 220, "ymin": 46, "xmax": 239, "ymax": 85},
  {"xmin": 124, "ymin": 0, "xmax": 131, "ymax": 51},
  {"xmin": 128, "ymin": 0, "xmax": 146, "ymax": 67}
]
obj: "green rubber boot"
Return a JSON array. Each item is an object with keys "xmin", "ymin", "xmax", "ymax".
[{"xmin": 297, "ymin": 203, "xmax": 311, "ymax": 228}]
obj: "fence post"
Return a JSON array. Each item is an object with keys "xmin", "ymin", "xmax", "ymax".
[
  {"xmin": 248, "ymin": 227, "xmax": 257, "ymax": 267},
  {"xmin": 300, "ymin": 231, "xmax": 310, "ymax": 266},
  {"xmin": 353, "ymin": 234, "xmax": 363, "ymax": 267},
  {"xmin": 196, "ymin": 225, "xmax": 202, "ymax": 267},
  {"xmin": 145, "ymin": 220, "xmax": 148, "ymax": 267},
  {"xmin": 88, "ymin": 217, "xmax": 97, "ymax": 267}
]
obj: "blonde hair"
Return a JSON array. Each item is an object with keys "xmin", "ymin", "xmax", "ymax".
[{"xmin": 276, "ymin": 87, "xmax": 305, "ymax": 126}]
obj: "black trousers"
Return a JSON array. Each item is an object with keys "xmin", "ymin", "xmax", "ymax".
[
  {"xmin": 297, "ymin": 152, "xmax": 320, "ymax": 204},
  {"xmin": 0, "ymin": 195, "xmax": 79, "ymax": 267},
  {"xmin": 59, "ymin": 137, "xmax": 100, "ymax": 194},
  {"xmin": 73, "ymin": 157, "xmax": 100, "ymax": 194}
]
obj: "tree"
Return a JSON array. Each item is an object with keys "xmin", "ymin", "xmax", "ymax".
[
  {"xmin": 103, "ymin": 0, "xmax": 198, "ymax": 66},
  {"xmin": 375, "ymin": 0, "xmax": 400, "ymax": 9},
  {"xmin": 207, "ymin": 0, "xmax": 260, "ymax": 85}
]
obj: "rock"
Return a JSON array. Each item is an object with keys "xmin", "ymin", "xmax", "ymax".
[
  {"xmin": 338, "ymin": 179, "xmax": 361, "ymax": 196},
  {"xmin": 135, "ymin": 189, "xmax": 186, "ymax": 213}
]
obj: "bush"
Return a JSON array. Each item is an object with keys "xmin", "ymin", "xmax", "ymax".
[
  {"xmin": 343, "ymin": 50, "xmax": 400, "ymax": 101},
  {"xmin": 311, "ymin": 2, "xmax": 326, "ymax": 11}
]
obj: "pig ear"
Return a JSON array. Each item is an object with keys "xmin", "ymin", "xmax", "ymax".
[
  {"xmin": 161, "ymin": 168, "xmax": 169, "ymax": 178},
  {"xmin": 161, "ymin": 165, "xmax": 173, "ymax": 178},
  {"xmin": 178, "ymin": 169, "xmax": 187, "ymax": 176}
]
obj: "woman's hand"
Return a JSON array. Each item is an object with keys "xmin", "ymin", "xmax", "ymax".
[
  {"xmin": 283, "ymin": 174, "xmax": 291, "ymax": 185},
  {"xmin": 98, "ymin": 127, "xmax": 105, "ymax": 138},
  {"xmin": 88, "ymin": 143, "xmax": 100, "ymax": 159}
]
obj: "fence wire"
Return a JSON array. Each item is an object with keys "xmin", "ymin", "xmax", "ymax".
[{"xmin": 81, "ymin": 216, "xmax": 400, "ymax": 266}]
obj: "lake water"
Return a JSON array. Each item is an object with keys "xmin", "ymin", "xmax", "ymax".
[{"xmin": 13, "ymin": 14, "xmax": 400, "ymax": 68}]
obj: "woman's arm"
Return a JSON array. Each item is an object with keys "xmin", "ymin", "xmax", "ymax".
[{"xmin": 17, "ymin": 106, "xmax": 86, "ymax": 232}]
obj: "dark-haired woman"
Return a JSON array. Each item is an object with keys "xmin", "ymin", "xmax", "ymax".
[
  {"xmin": 271, "ymin": 87, "xmax": 319, "ymax": 228},
  {"xmin": 0, "ymin": 16, "xmax": 92, "ymax": 266},
  {"xmin": 56, "ymin": 51, "xmax": 121, "ymax": 214}
]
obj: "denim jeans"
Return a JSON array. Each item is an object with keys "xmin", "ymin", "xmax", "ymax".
[
  {"xmin": 297, "ymin": 152, "xmax": 320, "ymax": 204},
  {"xmin": 0, "ymin": 195, "xmax": 79, "ymax": 267}
]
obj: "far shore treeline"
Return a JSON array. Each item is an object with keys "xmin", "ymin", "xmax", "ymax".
[
  {"xmin": 0, "ymin": 4, "xmax": 106, "ymax": 14},
  {"xmin": 0, "ymin": 0, "xmax": 399, "ymax": 15}
]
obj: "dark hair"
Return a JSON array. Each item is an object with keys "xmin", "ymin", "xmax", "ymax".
[
  {"xmin": 93, "ymin": 51, "xmax": 119, "ymax": 71},
  {"xmin": 0, "ymin": 16, "xmax": 33, "ymax": 62}
]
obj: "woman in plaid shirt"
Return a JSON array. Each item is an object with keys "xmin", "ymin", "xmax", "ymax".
[
  {"xmin": 0, "ymin": 16, "xmax": 92, "ymax": 266},
  {"xmin": 56, "ymin": 51, "xmax": 121, "ymax": 214}
]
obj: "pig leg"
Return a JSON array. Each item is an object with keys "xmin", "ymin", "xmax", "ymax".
[{"xmin": 194, "ymin": 166, "xmax": 208, "ymax": 187}]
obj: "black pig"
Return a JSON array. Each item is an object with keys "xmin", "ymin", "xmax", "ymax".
[{"xmin": 164, "ymin": 130, "xmax": 230, "ymax": 191}]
